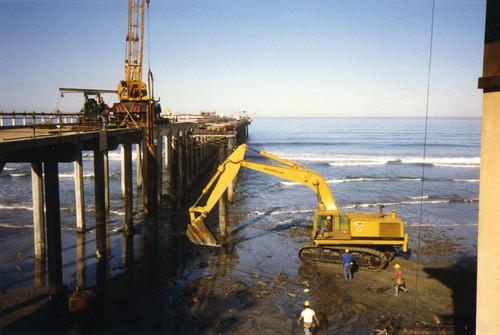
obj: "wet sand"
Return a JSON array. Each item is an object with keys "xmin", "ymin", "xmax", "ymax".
[{"xmin": 1, "ymin": 224, "xmax": 477, "ymax": 334}]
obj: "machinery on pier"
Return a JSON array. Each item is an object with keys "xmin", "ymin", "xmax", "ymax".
[
  {"xmin": 59, "ymin": 88, "xmax": 117, "ymax": 123},
  {"xmin": 108, "ymin": 0, "xmax": 162, "ymax": 125},
  {"xmin": 187, "ymin": 144, "xmax": 409, "ymax": 271}
]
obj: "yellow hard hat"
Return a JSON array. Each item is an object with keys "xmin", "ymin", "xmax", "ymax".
[
  {"xmin": 345, "ymin": 248, "xmax": 349, "ymax": 253},
  {"xmin": 394, "ymin": 264, "xmax": 400, "ymax": 269},
  {"xmin": 327, "ymin": 216, "xmax": 331, "ymax": 219},
  {"xmin": 304, "ymin": 300, "xmax": 310, "ymax": 307}
]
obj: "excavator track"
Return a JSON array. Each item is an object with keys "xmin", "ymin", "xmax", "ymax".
[{"xmin": 298, "ymin": 246, "xmax": 389, "ymax": 272}]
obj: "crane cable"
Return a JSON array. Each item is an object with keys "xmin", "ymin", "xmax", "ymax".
[
  {"xmin": 146, "ymin": 0, "xmax": 151, "ymax": 81},
  {"xmin": 411, "ymin": 0, "xmax": 436, "ymax": 332}
]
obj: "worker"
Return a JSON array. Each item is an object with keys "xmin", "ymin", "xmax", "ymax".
[
  {"xmin": 97, "ymin": 97, "xmax": 108, "ymax": 114},
  {"xmin": 97, "ymin": 97, "xmax": 109, "ymax": 129},
  {"xmin": 392, "ymin": 263, "xmax": 408, "ymax": 296},
  {"xmin": 322, "ymin": 216, "xmax": 333, "ymax": 237},
  {"xmin": 342, "ymin": 248, "xmax": 353, "ymax": 280},
  {"xmin": 297, "ymin": 300, "xmax": 319, "ymax": 335}
]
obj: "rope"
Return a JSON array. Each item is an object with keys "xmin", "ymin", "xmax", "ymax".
[{"xmin": 411, "ymin": 0, "xmax": 436, "ymax": 331}]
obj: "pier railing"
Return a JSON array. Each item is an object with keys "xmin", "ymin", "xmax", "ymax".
[{"xmin": 0, "ymin": 111, "xmax": 80, "ymax": 127}]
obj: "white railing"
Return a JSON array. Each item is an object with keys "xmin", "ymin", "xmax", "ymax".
[{"xmin": 0, "ymin": 111, "xmax": 80, "ymax": 127}]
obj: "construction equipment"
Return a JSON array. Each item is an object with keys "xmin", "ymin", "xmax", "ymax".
[
  {"xmin": 187, "ymin": 144, "xmax": 409, "ymax": 271},
  {"xmin": 117, "ymin": 0, "xmax": 148, "ymax": 103},
  {"xmin": 110, "ymin": 0, "xmax": 162, "ymax": 125},
  {"xmin": 59, "ymin": 88, "xmax": 117, "ymax": 123}
]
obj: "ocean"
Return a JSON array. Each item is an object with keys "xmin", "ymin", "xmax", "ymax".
[{"xmin": 0, "ymin": 117, "xmax": 480, "ymax": 291}]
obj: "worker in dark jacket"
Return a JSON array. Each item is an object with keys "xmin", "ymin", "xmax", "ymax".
[{"xmin": 342, "ymin": 248, "xmax": 353, "ymax": 280}]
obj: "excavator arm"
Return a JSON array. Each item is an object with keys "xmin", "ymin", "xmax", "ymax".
[{"xmin": 187, "ymin": 144, "xmax": 340, "ymax": 246}]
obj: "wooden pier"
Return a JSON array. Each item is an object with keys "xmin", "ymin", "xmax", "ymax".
[{"xmin": 0, "ymin": 112, "xmax": 251, "ymax": 297}]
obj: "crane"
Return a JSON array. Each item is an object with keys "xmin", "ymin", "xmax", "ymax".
[
  {"xmin": 107, "ymin": 0, "xmax": 163, "ymax": 125},
  {"xmin": 118, "ymin": 0, "xmax": 149, "ymax": 102}
]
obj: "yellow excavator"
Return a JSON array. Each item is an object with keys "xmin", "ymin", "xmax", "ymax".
[{"xmin": 187, "ymin": 144, "xmax": 409, "ymax": 271}]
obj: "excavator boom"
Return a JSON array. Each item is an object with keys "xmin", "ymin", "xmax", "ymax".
[{"xmin": 187, "ymin": 144, "xmax": 339, "ymax": 246}]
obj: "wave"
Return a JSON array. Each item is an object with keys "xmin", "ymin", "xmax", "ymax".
[
  {"xmin": 82, "ymin": 151, "xmax": 134, "ymax": 162},
  {"xmin": 453, "ymin": 178, "xmax": 479, "ymax": 183},
  {"xmin": 0, "ymin": 204, "xmax": 33, "ymax": 211},
  {"xmin": 59, "ymin": 172, "xmax": 95, "ymax": 179},
  {"xmin": 9, "ymin": 173, "xmax": 29, "ymax": 178},
  {"xmin": 0, "ymin": 222, "xmax": 33, "ymax": 229},
  {"xmin": 408, "ymin": 195, "xmax": 428, "ymax": 200},
  {"xmin": 278, "ymin": 175, "xmax": 480, "ymax": 186},
  {"xmin": 342, "ymin": 197, "xmax": 478, "ymax": 210},
  {"xmin": 253, "ymin": 209, "xmax": 313, "ymax": 216},
  {"xmin": 260, "ymin": 152, "xmax": 479, "ymax": 168},
  {"xmin": 407, "ymin": 222, "xmax": 478, "ymax": 228},
  {"xmin": 279, "ymin": 177, "xmax": 421, "ymax": 186}
]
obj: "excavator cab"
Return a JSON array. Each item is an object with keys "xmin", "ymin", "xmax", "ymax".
[{"xmin": 314, "ymin": 211, "xmax": 351, "ymax": 240}]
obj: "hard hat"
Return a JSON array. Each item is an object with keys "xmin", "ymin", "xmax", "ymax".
[
  {"xmin": 394, "ymin": 264, "xmax": 400, "ymax": 269},
  {"xmin": 326, "ymin": 216, "xmax": 331, "ymax": 219},
  {"xmin": 345, "ymin": 248, "xmax": 349, "ymax": 253},
  {"xmin": 304, "ymin": 300, "xmax": 310, "ymax": 307}
]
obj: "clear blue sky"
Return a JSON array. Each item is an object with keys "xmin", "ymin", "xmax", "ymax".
[{"xmin": 0, "ymin": 0, "xmax": 486, "ymax": 117}]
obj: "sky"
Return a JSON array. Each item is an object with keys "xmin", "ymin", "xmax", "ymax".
[{"xmin": 0, "ymin": 0, "xmax": 487, "ymax": 118}]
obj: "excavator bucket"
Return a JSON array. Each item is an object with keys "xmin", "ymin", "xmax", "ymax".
[{"xmin": 186, "ymin": 217, "xmax": 220, "ymax": 247}]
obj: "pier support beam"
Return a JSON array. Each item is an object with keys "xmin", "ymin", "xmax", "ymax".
[
  {"xmin": 76, "ymin": 233, "xmax": 86, "ymax": 288},
  {"xmin": 178, "ymin": 131, "xmax": 186, "ymax": 199},
  {"xmin": 74, "ymin": 152, "xmax": 85, "ymax": 232},
  {"xmin": 31, "ymin": 162, "xmax": 45, "ymax": 259},
  {"xmin": 170, "ymin": 135, "xmax": 179, "ymax": 202},
  {"xmin": 104, "ymin": 151, "xmax": 110, "ymax": 212},
  {"xmin": 44, "ymin": 160, "xmax": 63, "ymax": 296},
  {"xmin": 156, "ymin": 135, "xmax": 163, "ymax": 198},
  {"xmin": 143, "ymin": 140, "xmax": 158, "ymax": 217},
  {"xmin": 227, "ymin": 137, "xmax": 236, "ymax": 203},
  {"xmin": 136, "ymin": 143, "xmax": 143, "ymax": 191},
  {"xmin": 218, "ymin": 143, "xmax": 228, "ymax": 242},
  {"xmin": 477, "ymin": 1, "xmax": 500, "ymax": 332},
  {"xmin": 94, "ymin": 148, "xmax": 107, "ymax": 286},
  {"xmin": 122, "ymin": 143, "xmax": 134, "ymax": 231}
]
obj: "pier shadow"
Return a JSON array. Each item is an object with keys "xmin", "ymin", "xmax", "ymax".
[
  {"xmin": 423, "ymin": 257, "xmax": 477, "ymax": 334},
  {"xmin": 1, "ymin": 293, "xmax": 69, "ymax": 334}
]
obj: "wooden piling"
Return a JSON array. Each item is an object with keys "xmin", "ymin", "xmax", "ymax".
[
  {"xmin": 156, "ymin": 135, "xmax": 163, "ymax": 198},
  {"xmin": 218, "ymin": 143, "xmax": 228, "ymax": 242},
  {"xmin": 44, "ymin": 160, "xmax": 63, "ymax": 296},
  {"xmin": 136, "ymin": 143, "xmax": 143, "ymax": 191},
  {"xmin": 170, "ymin": 135, "xmax": 179, "ymax": 202},
  {"xmin": 76, "ymin": 232, "xmax": 86, "ymax": 288},
  {"xmin": 104, "ymin": 150, "xmax": 110, "ymax": 212},
  {"xmin": 178, "ymin": 131, "xmax": 186, "ymax": 198},
  {"xmin": 31, "ymin": 162, "xmax": 45, "ymax": 259},
  {"xmin": 93, "ymin": 148, "xmax": 107, "ymax": 286},
  {"xmin": 122, "ymin": 143, "xmax": 134, "ymax": 231},
  {"xmin": 227, "ymin": 136, "xmax": 236, "ymax": 203},
  {"xmin": 74, "ymin": 152, "xmax": 85, "ymax": 233}
]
